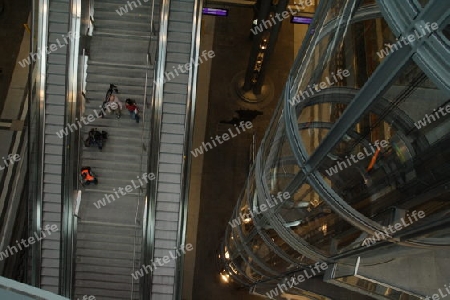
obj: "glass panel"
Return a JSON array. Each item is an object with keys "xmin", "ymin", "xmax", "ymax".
[
  {"xmin": 414, "ymin": 220, "xmax": 450, "ymax": 242},
  {"xmin": 247, "ymin": 233, "xmax": 284, "ymax": 275},
  {"xmin": 264, "ymin": 132, "xmax": 299, "ymax": 194},
  {"xmin": 323, "ymin": 0, "xmax": 352, "ymax": 25},
  {"xmin": 317, "ymin": 60, "xmax": 450, "ymax": 237},
  {"xmin": 229, "ymin": 254, "xmax": 260, "ymax": 282},
  {"xmin": 237, "ymin": 253, "xmax": 264, "ymax": 281},
  {"xmin": 237, "ymin": 186, "xmax": 255, "ymax": 236},
  {"xmin": 277, "ymin": 187, "xmax": 365, "ymax": 256},
  {"xmin": 295, "ymin": 96, "xmax": 349, "ymax": 157},
  {"xmin": 417, "ymin": 0, "xmax": 429, "ymax": 8},
  {"xmin": 230, "ymin": 226, "xmax": 242, "ymax": 256},
  {"xmin": 443, "ymin": 24, "xmax": 450, "ymax": 41},
  {"xmin": 33, "ymin": 0, "xmax": 39, "ymax": 54},
  {"xmin": 292, "ymin": 32, "xmax": 333, "ymax": 97},
  {"xmin": 291, "ymin": 16, "xmax": 394, "ymax": 112},
  {"xmin": 261, "ymin": 106, "xmax": 283, "ymax": 159},
  {"xmin": 278, "ymin": 184, "xmax": 320, "ymax": 225},
  {"xmin": 408, "ymin": 189, "xmax": 450, "ymax": 243},
  {"xmin": 362, "ymin": 0, "xmax": 376, "ymax": 5},
  {"xmin": 336, "ymin": 276, "xmax": 422, "ymax": 300},
  {"xmin": 262, "ymin": 228, "xmax": 314, "ymax": 266}
]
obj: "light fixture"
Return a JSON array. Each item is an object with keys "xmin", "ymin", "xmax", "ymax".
[{"xmin": 220, "ymin": 271, "xmax": 230, "ymax": 283}]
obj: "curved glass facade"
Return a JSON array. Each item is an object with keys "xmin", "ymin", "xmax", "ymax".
[{"xmin": 219, "ymin": 0, "xmax": 450, "ymax": 288}]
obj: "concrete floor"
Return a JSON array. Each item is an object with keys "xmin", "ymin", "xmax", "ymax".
[
  {"xmin": 189, "ymin": 5, "xmax": 295, "ymax": 300},
  {"xmin": 0, "ymin": 0, "xmax": 30, "ymax": 114}
]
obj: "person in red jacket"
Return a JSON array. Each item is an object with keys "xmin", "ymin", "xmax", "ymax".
[{"xmin": 125, "ymin": 99, "xmax": 140, "ymax": 123}]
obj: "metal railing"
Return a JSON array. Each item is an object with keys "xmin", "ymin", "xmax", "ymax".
[
  {"xmin": 60, "ymin": 0, "xmax": 82, "ymax": 295},
  {"xmin": 30, "ymin": 0, "xmax": 50, "ymax": 288}
]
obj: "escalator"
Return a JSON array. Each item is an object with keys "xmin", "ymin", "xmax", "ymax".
[
  {"xmin": 39, "ymin": 0, "xmax": 71, "ymax": 293},
  {"xmin": 145, "ymin": 0, "xmax": 201, "ymax": 298}
]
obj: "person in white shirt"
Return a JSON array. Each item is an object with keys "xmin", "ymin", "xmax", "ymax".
[{"xmin": 106, "ymin": 94, "xmax": 123, "ymax": 119}]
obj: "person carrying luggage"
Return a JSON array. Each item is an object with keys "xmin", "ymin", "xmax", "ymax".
[{"xmin": 85, "ymin": 128, "xmax": 106, "ymax": 150}]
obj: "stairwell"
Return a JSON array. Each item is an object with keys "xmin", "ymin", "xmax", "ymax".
[{"xmin": 73, "ymin": 0, "xmax": 156, "ymax": 298}]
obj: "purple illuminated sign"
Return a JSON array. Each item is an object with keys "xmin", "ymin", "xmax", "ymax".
[
  {"xmin": 202, "ymin": 8, "xmax": 228, "ymax": 16},
  {"xmin": 291, "ymin": 16, "xmax": 313, "ymax": 24}
]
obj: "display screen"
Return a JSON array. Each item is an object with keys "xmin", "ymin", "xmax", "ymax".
[
  {"xmin": 291, "ymin": 16, "xmax": 313, "ymax": 24},
  {"xmin": 202, "ymin": 8, "xmax": 228, "ymax": 16}
]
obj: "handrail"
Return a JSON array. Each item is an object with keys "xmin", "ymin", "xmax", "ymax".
[
  {"xmin": 70, "ymin": 0, "xmax": 94, "ymax": 295},
  {"xmin": 31, "ymin": 0, "xmax": 50, "ymax": 288},
  {"xmin": 67, "ymin": 0, "xmax": 93, "ymax": 296},
  {"xmin": 60, "ymin": 0, "xmax": 82, "ymax": 296}
]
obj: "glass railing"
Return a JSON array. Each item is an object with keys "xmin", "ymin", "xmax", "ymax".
[{"xmin": 0, "ymin": 276, "xmax": 70, "ymax": 300}]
